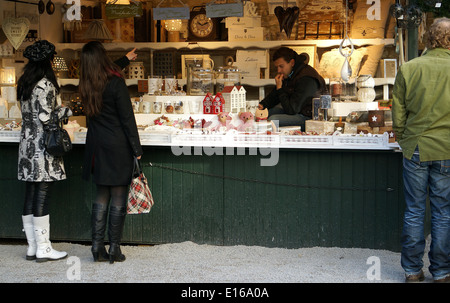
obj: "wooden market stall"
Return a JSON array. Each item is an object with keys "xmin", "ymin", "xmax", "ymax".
[{"xmin": 1, "ymin": 0, "xmax": 442, "ymax": 251}]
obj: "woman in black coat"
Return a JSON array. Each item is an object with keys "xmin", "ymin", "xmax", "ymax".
[{"xmin": 79, "ymin": 41, "xmax": 143, "ymax": 263}]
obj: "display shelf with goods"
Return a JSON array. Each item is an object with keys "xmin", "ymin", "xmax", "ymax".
[
  {"xmin": 54, "ymin": 38, "xmax": 398, "ymax": 138},
  {"xmin": 55, "ymin": 38, "xmax": 395, "ymax": 89},
  {"xmin": 50, "ymin": 39, "xmax": 400, "ymax": 150},
  {"xmin": 2, "ymin": 37, "xmax": 399, "ymax": 152},
  {"xmin": 57, "ymin": 77, "xmax": 395, "ymax": 96}
]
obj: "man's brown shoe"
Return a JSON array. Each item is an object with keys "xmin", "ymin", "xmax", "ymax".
[
  {"xmin": 405, "ymin": 270, "xmax": 425, "ymax": 283},
  {"xmin": 434, "ymin": 274, "xmax": 450, "ymax": 283}
]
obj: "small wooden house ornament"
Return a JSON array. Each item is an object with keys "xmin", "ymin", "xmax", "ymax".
[
  {"xmin": 221, "ymin": 85, "xmax": 246, "ymax": 113},
  {"xmin": 204, "ymin": 92, "xmax": 226, "ymax": 114},
  {"xmin": 213, "ymin": 93, "xmax": 225, "ymax": 114},
  {"xmin": 203, "ymin": 92, "xmax": 213, "ymax": 114}
]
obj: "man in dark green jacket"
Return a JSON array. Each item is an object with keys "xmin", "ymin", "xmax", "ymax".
[
  {"xmin": 392, "ymin": 17, "xmax": 450, "ymax": 283},
  {"xmin": 258, "ymin": 47, "xmax": 327, "ymax": 130}
]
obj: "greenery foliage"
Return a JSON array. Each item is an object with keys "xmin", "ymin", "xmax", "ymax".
[{"xmin": 416, "ymin": 0, "xmax": 450, "ymax": 17}]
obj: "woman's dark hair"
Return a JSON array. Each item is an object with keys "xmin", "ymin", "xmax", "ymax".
[
  {"xmin": 79, "ymin": 41, "xmax": 124, "ymax": 117},
  {"xmin": 17, "ymin": 55, "xmax": 59, "ymax": 102},
  {"xmin": 272, "ymin": 47, "xmax": 298, "ymax": 63}
]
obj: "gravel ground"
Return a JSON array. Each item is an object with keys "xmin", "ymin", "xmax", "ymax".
[{"xmin": 0, "ymin": 240, "xmax": 434, "ymax": 284}]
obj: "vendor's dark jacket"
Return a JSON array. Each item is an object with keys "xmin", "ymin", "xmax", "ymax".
[
  {"xmin": 260, "ymin": 54, "xmax": 327, "ymax": 117},
  {"xmin": 82, "ymin": 57, "xmax": 143, "ymax": 186}
]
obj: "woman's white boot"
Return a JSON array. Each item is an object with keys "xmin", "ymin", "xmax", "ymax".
[
  {"xmin": 22, "ymin": 215, "xmax": 37, "ymax": 260},
  {"xmin": 33, "ymin": 215, "xmax": 68, "ymax": 262}
]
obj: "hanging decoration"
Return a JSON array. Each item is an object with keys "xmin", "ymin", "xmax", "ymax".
[
  {"xmin": 390, "ymin": 2, "xmax": 423, "ymax": 29},
  {"xmin": 36, "ymin": 0, "xmax": 56, "ymax": 15},
  {"xmin": 2, "ymin": 17, "xmax": 30, "ymax": 50},
  {"xmin": 274, "ymin": 5, "xmax": 299, "ymax": 38},
  {"xmin": 390, "ymin": 1, "xmax": 425, "ymax": 65},
  {"xmin": 206, "ymin": 0, "xmax": 244, "ymax": 18},
  {"xmin": 46, "ymin": 0, "xmax": 55, "ymax": 15},
  {"xmin": 339, "ymin": 0, "xmax": 354, "ymax": 83},
  {"xmin": 38, "ymin": 0, "xmax": 45, "ymax": 14},
  {"xmin": 153, "ymin": 0, "xmax": 190, "ymax": 20},
  {"xmin": 105, "ymin": 1, "xmax": 143, "ymax": 19}
]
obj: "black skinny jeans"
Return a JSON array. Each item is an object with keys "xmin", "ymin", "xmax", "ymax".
[{"xmin": 23, "ymin": 181, "xmax": 53, "ymax": 217}]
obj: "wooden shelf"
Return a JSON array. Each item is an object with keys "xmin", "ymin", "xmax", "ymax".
[
  {"xmin": 58, "ymin": 79, "xmax": 141, "ymax": 86},
  {"xmin": 56, "ymin": 39, "xmax": 394, "ymax": 52},
  {"xmin": 58, "ymin": 77, "xmax": 395, "ymax": 91},
  {"xmin": 59, "ymin": 77, "xmax": 394, "ymax": 87},
  {"xmin": 57, "ymin": 39, "xmax": 396, "ymax": 100}
]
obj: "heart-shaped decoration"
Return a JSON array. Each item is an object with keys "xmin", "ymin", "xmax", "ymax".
[
  {"xmin": 283, "ymin": 7, "xmax": 299, "ymax": 38},
  {"xmin": 274, "ymin": 6, "xmax": 299, "ymax": 38},
  {"xmin": 2, "ymin": 17, "xmax": 30, "ymax": 50},
  {"xmin": 274, "ymin": 6, "xmax": 285, "ymax": 32}
]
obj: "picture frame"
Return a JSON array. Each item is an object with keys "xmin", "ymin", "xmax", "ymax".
[{"xmin": 286, "ymin": 45, "xmax": 317, "ymax": 68}]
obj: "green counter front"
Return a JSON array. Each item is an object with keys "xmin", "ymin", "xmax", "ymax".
[{"xmin": 0, "ymin": 142, "xmax": 407, "ymax": 252}]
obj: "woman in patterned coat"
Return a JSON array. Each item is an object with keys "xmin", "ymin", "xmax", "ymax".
[{"xmin": 17, "ymin": 40, "xmax": 71, "ymax": 262}]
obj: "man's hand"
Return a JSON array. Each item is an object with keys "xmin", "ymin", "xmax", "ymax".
[
  {"xmin": 275, "ymin": 73, "xmax": 283, "ymax": 89},
  {"xmin": 258, "ymin": 104, "xmax": 264, "ymax": 110},
  {"xmin": 126, "ymin": 48, "xmax": 138, "ymax": 61}
]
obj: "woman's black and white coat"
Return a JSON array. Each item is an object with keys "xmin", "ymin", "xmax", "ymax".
[{"xmin": 18, "ymin": 78, "xmax": 71, "ymax": 182}]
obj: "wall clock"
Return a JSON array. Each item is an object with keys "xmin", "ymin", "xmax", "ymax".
[{"xmin": 188, "ymin": 6, "xmax": 218, "ymax": 41}]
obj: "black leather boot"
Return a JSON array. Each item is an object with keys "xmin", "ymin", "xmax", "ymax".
[
  {"xmin": 91, "ymin": 203, "xmax": 109, "ymax": 262},
  {"xmin": 108, "ymin": 205, "xmax": 126, "ymax": 264}
]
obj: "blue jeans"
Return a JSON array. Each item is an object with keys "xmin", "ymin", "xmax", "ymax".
[
  {"xmin": 268, "ymin": 105, "xmax": 310, "ymax": 130},
  {"xmin": 401, "ymin": 148, "xmax": 450, "ymax": 280}
]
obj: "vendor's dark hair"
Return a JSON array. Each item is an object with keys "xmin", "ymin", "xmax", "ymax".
[
  {"xmin": 272, "ymin": 47, "xmax": 297, "ymax": 63},
  {"xmin": 17, "ymin": 55, "xmax": 59, "ymax": 101},
  {"xmin": 79, "ymin": 41, "xmax": 124, "ymax": 117}
]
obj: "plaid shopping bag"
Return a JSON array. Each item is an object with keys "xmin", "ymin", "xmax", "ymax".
[{"xmin": 127, "ymin": 158, "xmax": 154, "ymax": 214}]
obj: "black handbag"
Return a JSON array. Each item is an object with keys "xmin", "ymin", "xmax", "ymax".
[{"xmin": 44, "ymin": 109, "xmax": 72, "ymax": 157}]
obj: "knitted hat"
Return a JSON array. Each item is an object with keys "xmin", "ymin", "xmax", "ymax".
[{"xmin": 23, "ymin": 40, "xmax": 56, "ymax": 62}]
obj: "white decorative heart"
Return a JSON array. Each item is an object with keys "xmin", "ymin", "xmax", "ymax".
[{"xmin": 2, "ymin": 17, "xmax": 30, "ymax": 50}]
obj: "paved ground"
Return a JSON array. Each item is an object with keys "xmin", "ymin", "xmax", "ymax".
[
  {"xmin": 0, "ymin": 240, "xmax": 435, "ymax": 284},
  {"xmin": 2, "ymin": 239, "xmax": 443, "ymax": 300}
]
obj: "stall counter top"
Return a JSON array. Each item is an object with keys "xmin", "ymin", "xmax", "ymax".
[{"xmin": 0, "ymin": 130, "xmax": 400, "ymax": 151}]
